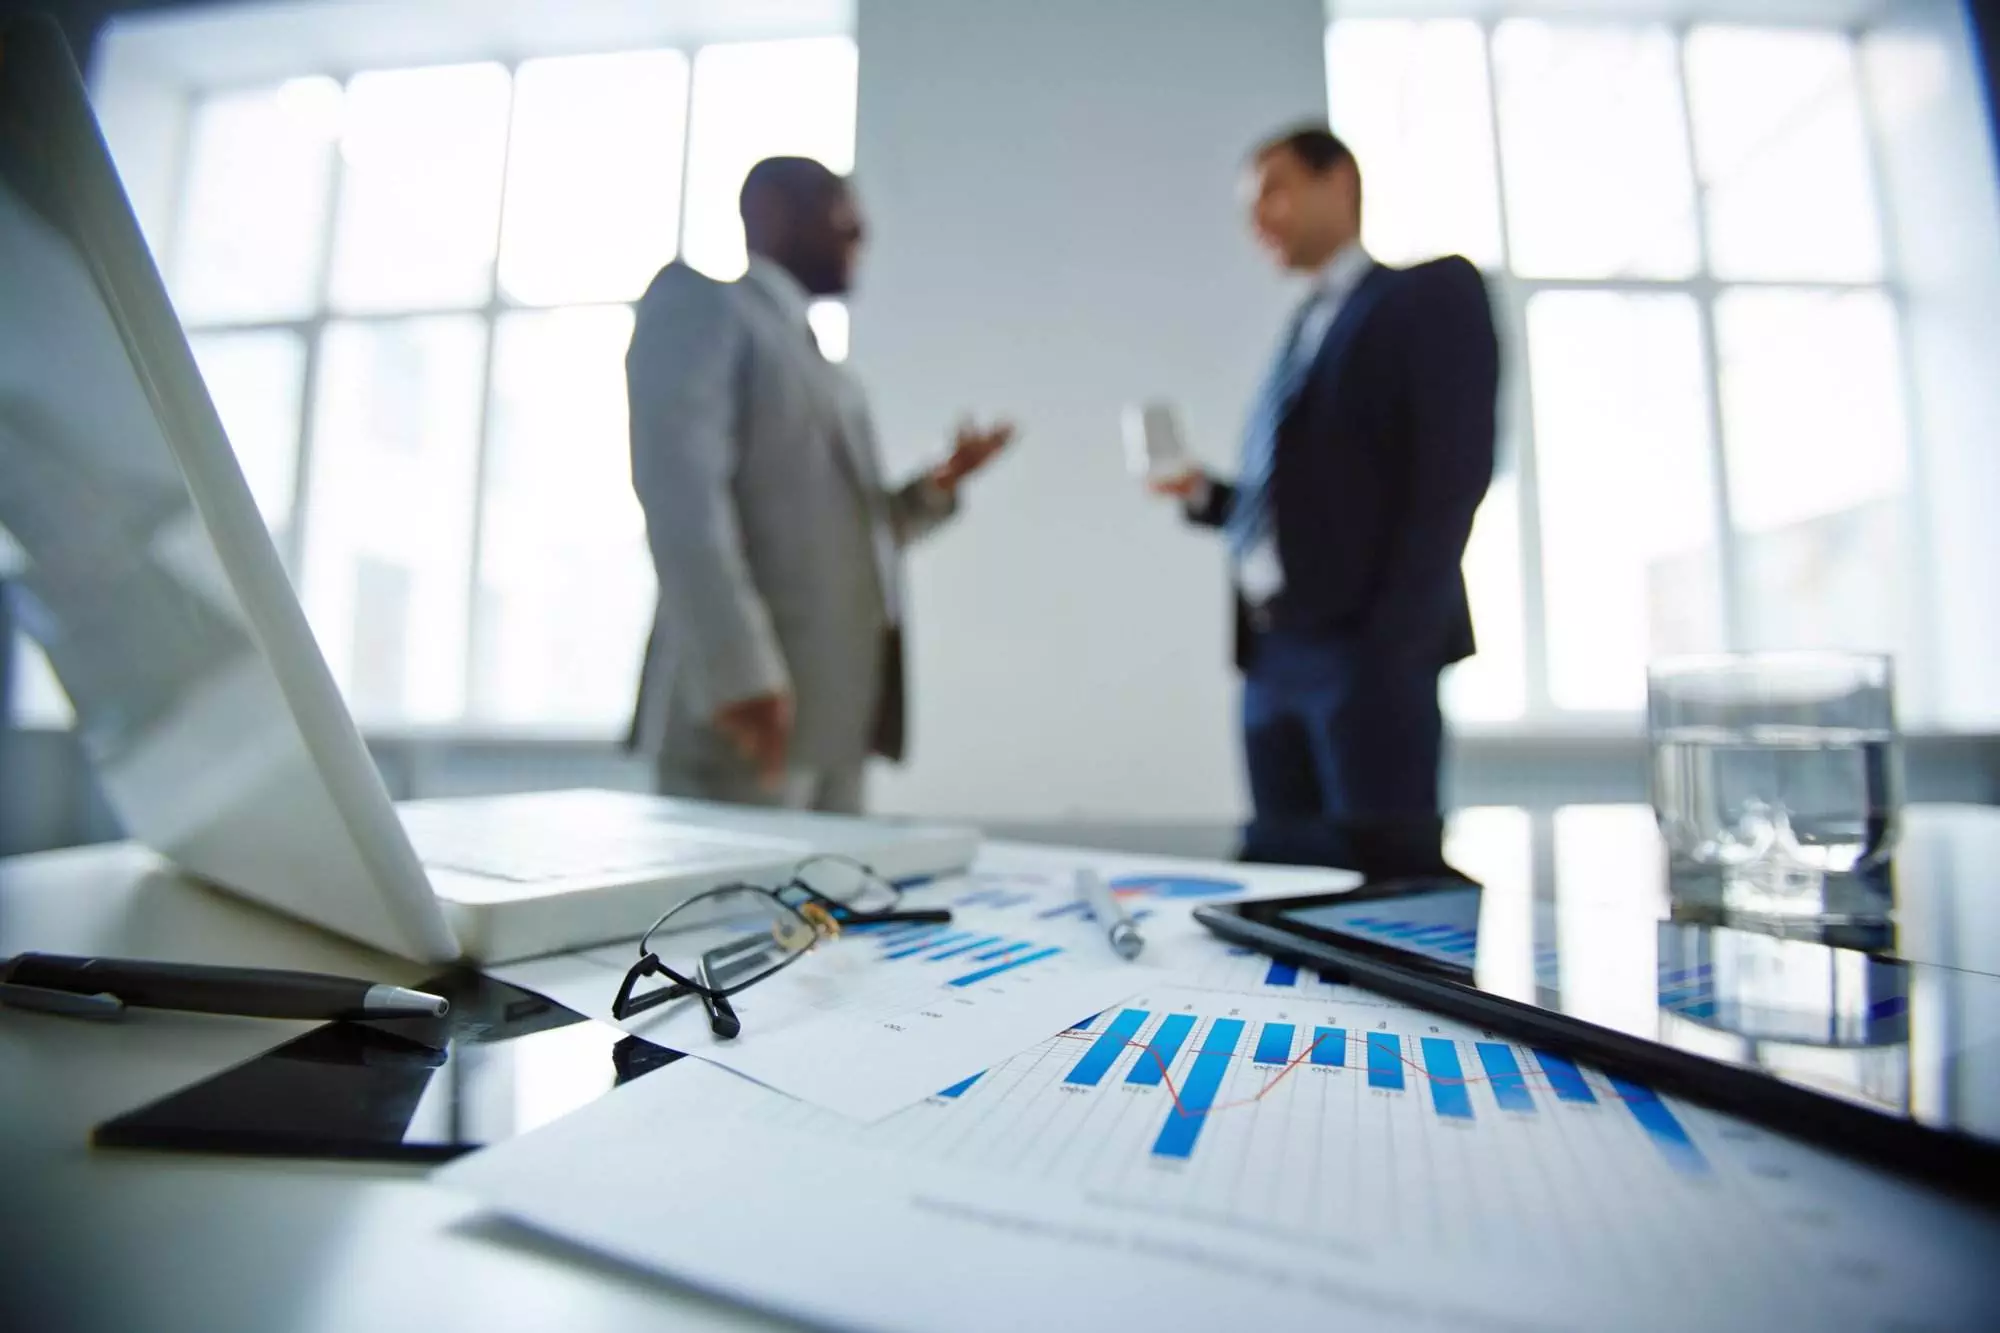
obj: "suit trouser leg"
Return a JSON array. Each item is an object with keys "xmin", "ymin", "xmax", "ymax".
[{"xmin": 1240, "ymin": 635, "xmax": 1446, "ymax": 875}]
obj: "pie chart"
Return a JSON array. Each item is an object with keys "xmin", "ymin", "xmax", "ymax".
[{"xmin": 1109, "ymin": 874, "xmax": 1243, "ymax": 900}]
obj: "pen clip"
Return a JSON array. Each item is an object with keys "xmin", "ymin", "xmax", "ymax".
[{"xmin": 0, "ymin": 982, "xmax": 125, "ymax": 1020}]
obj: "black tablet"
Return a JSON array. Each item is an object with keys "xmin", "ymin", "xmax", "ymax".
[
  {"xmin": 94, "ymin": 971, "xmax": 683, "ymax": 1163},
  {"xmin": 1196, "ymin": 877, "xmax": 2000, "ymax": 1203}
]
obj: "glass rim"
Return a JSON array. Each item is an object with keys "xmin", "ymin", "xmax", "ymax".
[{"xmin": 1647, "ymin": 650, "xmax": 1894, "ymax": 680}]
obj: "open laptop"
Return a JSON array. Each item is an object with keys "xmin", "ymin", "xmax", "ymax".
[{"xmin": 0, "ymin": 18, "xmax": 975, "ymax": 964}]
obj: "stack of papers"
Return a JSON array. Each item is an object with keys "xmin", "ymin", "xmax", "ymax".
[{"xmin": 441, "ymin": 844, "xmax": 2000, "ymax": 1331}]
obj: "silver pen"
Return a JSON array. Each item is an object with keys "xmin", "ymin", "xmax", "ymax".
[
  {"xmin": 1076, "ymin": 869, "xmax": 1144, "ymax": 960},
  {"xmin": 0, "ymin": 953, "xmax": 448, "ymax": 1021}
]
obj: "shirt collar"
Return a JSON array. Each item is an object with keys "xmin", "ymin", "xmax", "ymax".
[
  {"xmin": 1312, "ymin": 239, "xmax": 1373, "ymax": 304},
  {"xmin": 743, "ymin": 254, "xmax": 814, "ymax": 330}
]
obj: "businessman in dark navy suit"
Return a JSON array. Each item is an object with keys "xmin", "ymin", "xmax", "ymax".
[{"xmin": 1154, "ymin": 126, "xmax": 1498, "ymax": 875}]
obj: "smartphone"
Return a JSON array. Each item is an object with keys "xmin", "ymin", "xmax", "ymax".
[
  {"xmin": 1196, "ymin": 878, "xmax": 2000, "ymax": 1202},
  {"xmin": 94, "ymin": 970, "xmax": 682, "ymax": 1163}
]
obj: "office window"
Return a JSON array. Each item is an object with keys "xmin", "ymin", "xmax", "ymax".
[
  {"xmin": 1491, "ymin": 23, "xmax": 1700, "ymax": 281},
  {"xmin": 157, "ymin": 39, "xmax": 858, "ymax": 733},
  {"xmin": 1325, "ymin": 20, "xmax": 1503, "ymax": 269},
  {"xmin": 328, "ymin": 64, "xmax": 512, "ymax": 313},
  {"xmin": 681, "ymin": 38, "xmax": 859, "ymax": 281},
  {"xmin": 1529, "ymin": 292, "xmax": 1722, "ymax": 710},
  {"xmin": 476, "ymin": 306, "xmax": 652, "ymax": 727},
  {"xmin": 499, "ymin": 51, "xmax": 692, "ymax": 307},
  {"xmin": 168, "ymin": 79, "xmax": 338, "ymax": 322},
  {"xmin": 1326, "ymin": 19, "xmax": 1917, "ymax": 722},
  {"xmin": 1685, "ymin": 28, "xmax": 1882, "ymax": 284}
]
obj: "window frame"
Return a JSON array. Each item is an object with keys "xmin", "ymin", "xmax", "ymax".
[
  {"xmin": 1339, "ymin": 15, "xmax": 1928, "ymax": 729},
  {"xmin": 161, "ymin": 41, "xmax": 855, "ymax": 734}
]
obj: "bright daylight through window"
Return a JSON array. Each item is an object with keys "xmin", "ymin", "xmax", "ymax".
[
  {"xmin": 1328, "ymin": 18, "xmax": 1917, "ymax": 723},
  {"xmin": 15, "ymin": 37, "xmax": 858, "ymax": 734},
  {"xmin": 10, "ymin": 19, "xmax": 1918, "ymax": 737}
]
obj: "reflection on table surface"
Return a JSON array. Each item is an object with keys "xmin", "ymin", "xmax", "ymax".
[{"xmin": 1438, "ymin": 803, "xmax": 2000, "ymax": 1140}]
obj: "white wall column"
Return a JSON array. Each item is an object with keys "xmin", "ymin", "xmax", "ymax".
[{"xmin": 852, "ymin": 0, "xmax": 1328, "ymax": 819}]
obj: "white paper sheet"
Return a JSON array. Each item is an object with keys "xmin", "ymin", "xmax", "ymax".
[
  {"xmin": 447, "ymin": 844, "xmax": 2000, "ymax": 1329},
  {"xmin": 440, "ymin": 1037, "xmax": 2000, "ymax": 1333},
  {"xmin": 489, "ymin": 845, "xmax": 1348, "ymax": 1121}
]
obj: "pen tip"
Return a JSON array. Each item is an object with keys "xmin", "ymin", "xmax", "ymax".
[{"xmin": 366, "ymin": 985, "xmax": 449, "ymax": 1017}]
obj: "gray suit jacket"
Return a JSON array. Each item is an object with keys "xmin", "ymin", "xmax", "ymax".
[{"xmin": 626, "ymin": 259, "xmax": 954, "ymax": 767}]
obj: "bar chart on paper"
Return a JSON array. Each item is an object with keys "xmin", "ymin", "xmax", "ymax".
[
  {"xmin": 1003, "ymin": 1001, "xmax": 1707, "ymax": 1176},
  {"xmin": 853, "ymin": 916, "xmax": 1070, "ymax": 987},
  {"xmin": 731, "ymin": 981, "xmax": 1783, "ymax": 1276}
]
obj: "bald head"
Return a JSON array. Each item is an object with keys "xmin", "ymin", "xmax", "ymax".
[{"xmin": 738, "ymin": 156, "xmax": 865, "ymax": 296}]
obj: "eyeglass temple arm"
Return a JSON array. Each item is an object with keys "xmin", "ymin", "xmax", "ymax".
[
  {"xmin": 841, "ymin": 907, "xmax": 952, "ymax": 926},
  {"xmin": 612, "ymin": 955, "xmax": 695, "ymax": 1020},
  {"xmin": 696, "ymin": 959, "xmax": 742, "ymax": 1039}
]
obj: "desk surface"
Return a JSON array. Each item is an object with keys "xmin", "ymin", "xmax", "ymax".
[
  {"xmin": 0, "ymin": 843, "xmax": 790, "ymax": 1333},
  {"xmin": 8, "ymin": 809, "xmax": 1998, "ymax": 1331}
]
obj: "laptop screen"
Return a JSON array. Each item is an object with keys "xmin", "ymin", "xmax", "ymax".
[{"xmin": 0, "ymin": 19, "xmax": 458, "ymax": 960}]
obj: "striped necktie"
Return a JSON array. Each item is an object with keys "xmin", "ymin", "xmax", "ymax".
[{"xmin": 1225, "ymin": 297, "xmax": 1324, "ymax": 559}]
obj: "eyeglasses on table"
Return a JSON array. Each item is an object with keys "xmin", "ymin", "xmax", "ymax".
[{"xmin": 610, "ymin": 854, "xmax": 951, "ymax": 1037}]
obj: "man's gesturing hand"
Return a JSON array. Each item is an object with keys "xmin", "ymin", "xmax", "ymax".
[
  {"xmin": 931, "ymin": 419, "xmax": 1016, "ymax": 495},
  {"xmin": 714, "ymin": 691, "xmax": 793, "ymax": 790}
]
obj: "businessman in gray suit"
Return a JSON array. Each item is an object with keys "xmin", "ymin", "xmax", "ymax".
[{"xmin": 627, "ymin": 157, "xmax": 1013, "ymax": 813}]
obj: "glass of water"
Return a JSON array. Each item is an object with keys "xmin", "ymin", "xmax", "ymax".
[{"xmin": 1648, "ymin": 653, "xmax": 1900, "ymax": 919}]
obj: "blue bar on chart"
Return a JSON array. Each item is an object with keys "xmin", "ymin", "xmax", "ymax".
[
  {"xmin": 925, "ymin": 936, "xmax": 1003, "ymax": 961},
  {"xmin": 1037, "ymin": 901, "xmax": 1092, "ymax": 921},
  {"xmin": 972, "ymin": 940, "xmax": 1032, "ymax": 962},
  {"xmin": 1533, "ymin": 1049, "xmax": 1597, "ymax": 1103},
  {"xmin": 884, "ymin": 931, "xmax": 971, "ymax": 960},
  {"xmin": 1609, "ymin": 1077, "xmax": 1709, "ymax": 1174},
  {"xmin": 1476, "ymin": 1044, "xmax": 1535, "ymax": 1112},
  {"xmin": 1071, "ymin": 1012, "xmax": 1098, "ymax": 1031},
  {"xmin": 1262, "ymin": 960, "xmax": 1300, "ymax": 987},
  {"xmin": 870, "ymin": 921, "xmax": 940, "ymax": 946},
  {"xmin": 1151, "ymin": 1018, "xmax": 1246, "ymax": 1160},
  {"xmin": 1065, "ymin": 1008, "xmax": 1151, "ymax": 1086},
  {"xmin": 1367, "ymin": 1032, "xmax": 1405, "ymax": 1090},
  {"xmin": 1253, "ymin": 1022, "xmax": 1295, "ymax": 1065},
  {"xmin": 950, "ymin": 946, "xmax": 1061, "ymax": 988},
  {"xmin": 937, "ymin": 1072, "xmax": 982, "ymax": 1099},
  {"xmin": 1420, "ymin": 1038, "xmax": 1474, "ymax": 1119},
  {"xmin": 1126, "ymin": 1013, "xmax": 1196, "ymax": 1086},
  {"xmin": 1310, "ymin": 1027, "xmax": 1346, "ymax": 1066}
]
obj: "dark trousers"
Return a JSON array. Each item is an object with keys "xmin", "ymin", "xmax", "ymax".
[{"xmin": 1239, "ymin": 628, "xmax": 1448, "ymax": 878}]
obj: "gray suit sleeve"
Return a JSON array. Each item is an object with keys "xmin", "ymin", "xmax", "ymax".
[
  {"xmin": 627, "ymin": 273, "xmax": 789, "ymax": 712},
  {"xmin": 886, "ymin": 474, "xmax": 959, "ymax": 548}
]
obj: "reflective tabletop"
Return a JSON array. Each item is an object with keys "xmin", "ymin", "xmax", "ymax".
[{"xmin": 1436, "ymin": 803, "xmax": 2000, "ymax": 1148}]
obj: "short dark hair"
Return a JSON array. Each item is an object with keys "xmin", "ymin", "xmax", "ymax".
[
  {"xmin": 1252, "ymin": 125, "xmax": 1357, "ymax": 177},
  {"xmin": 738, "ymin": 155, "xmax": 843, "ymax": 224}
]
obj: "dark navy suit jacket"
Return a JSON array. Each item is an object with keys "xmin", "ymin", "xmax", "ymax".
[{"xmin": 1192, "ymin": 256, "xmax": 1500, "ymax": 671}]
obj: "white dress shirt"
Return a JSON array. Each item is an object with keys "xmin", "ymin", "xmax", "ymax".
[{"xmin": 1235, "ymin": 240, "xmax": 1375, "ymax": 606}]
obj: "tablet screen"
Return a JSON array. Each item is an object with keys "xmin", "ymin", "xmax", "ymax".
[{"xmin": 1270, "ymin": 873, "xmax": 2000, "ymax": 1149}]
